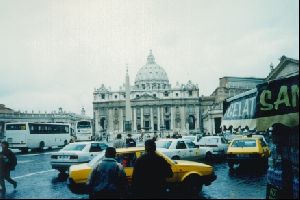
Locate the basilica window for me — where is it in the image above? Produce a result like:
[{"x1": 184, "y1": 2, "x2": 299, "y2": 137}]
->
[
  {"x1": 176, "y1": 93, "x2": 179, "y2": 97},
  {"x1": 115, "y1": 95, "x2": 118, "y2": 99},
  {"x1": 101, "y1": 94, "x2": 105, "y2": 99},
  {"x1": 136, "y1": 94, "x2": 140, "y2": 98},
  {"x1": 189, "y1": 91, "x2": 193, "y2": 96},
  {"x1": 142, "y1": 84, "x2": 145, "y2": 90},
  {"x1": 164, "y1": 91, "x2": 169, "y2": 97},
  {"x1": 153, "y1": 94, "x2": 156, "y2": 98}
]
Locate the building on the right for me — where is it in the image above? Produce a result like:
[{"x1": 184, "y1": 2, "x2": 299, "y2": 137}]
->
[
  {"x1": 201, "y1": 55, "x2": 299, "y2": 135},
  {"x1": 201, "y1": 76, "x2": 264, "y2": 135},
  {"x1": 265, "y1": 55, "x2": 299, "y2": 81}
]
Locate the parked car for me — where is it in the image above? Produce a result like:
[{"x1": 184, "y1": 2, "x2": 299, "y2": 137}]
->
[
  {"x1": 68, "y1": 147, "x2": 216, "y2": 195},
  {"x1": 198, "y1": 136, "x2": 228, "y2": 160},
  {"x1": 50, "y1": 141, "x2": 108, "y2": 175},
  {"x1": 182, "y1": 134, "x2": 202, "y2": 146},
  {"x1": 155, "y1": 138, "x2": 205, "y2": 161},
  {"x1": 226, "y1": 135, "x2": 270, "y2": 169}
]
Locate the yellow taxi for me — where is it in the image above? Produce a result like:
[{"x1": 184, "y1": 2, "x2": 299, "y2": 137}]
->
[
  {"x1": 226, "y1": 135, "x2": 270, "y2": 169},
  {"x1": 68, "y1": 147, "x2": 216, "y2": 194}
]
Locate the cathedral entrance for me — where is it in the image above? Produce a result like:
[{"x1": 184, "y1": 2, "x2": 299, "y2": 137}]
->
[
  {"x1": 100, "y1": 117, "x2": 106, "y2": 130},
  {"x1": 165, "y1": 120, "x2": 170, "y2": 130},
  {"x1": 188, "y1": 115, "x2": 196, "y2": 130},
  {"x1": 145, "y1": 121, "x2": 150, "y2": 131},
  {"x1": 154, "y1": 124, "x2": 158, "y2": 131}
]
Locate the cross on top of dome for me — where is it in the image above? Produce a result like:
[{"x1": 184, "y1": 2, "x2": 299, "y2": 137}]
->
[{"x1": 147, "y1": 49, "x2": 156, "y2": 64}]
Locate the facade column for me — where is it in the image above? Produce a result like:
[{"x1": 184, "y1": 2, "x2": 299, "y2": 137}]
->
[
  {"x1": 195, "y1": 106, "x2": 199, "y2": 129},
  {"x1": 160, "y1": 107, "x2": 164, "y2": 126},
  {"x1": 170, "y1": 106, "x2": 174, "y2": 130},
  {"x1": 180, "y1": 106, "x2": 185, "y2": 130},
  {"x1": 133, "y1": 107, "x2": 136, "y2": 132},
  {"x1": 150, "y1": 107, "x2": 154, "y2": 132},
  {"x1": 141, "y1": 107, "x2": 144, "y2": 129},
  {"x1": 108, "y1": 108, "x2": 113, "y2": 133},
  {"x1": 119, "y1": 108, "x2": 123, "y2": 132},
  {"x1": 157, "y1": 107, "x2": 160, "y2": 131}
]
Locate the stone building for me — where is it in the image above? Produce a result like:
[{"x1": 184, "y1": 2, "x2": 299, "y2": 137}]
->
[
  {"x1": 202, "y1": 77, "x2": 265, "y2": 135},
  {"x1": 266, "y1": 55, "x2": 299, "y2": 81},
  {"x1": 202, "y1": 55, "x2": 299, "y2": 135},
  {"x1": 93, "y1": 51, "x2": 201, "y2": 137}
]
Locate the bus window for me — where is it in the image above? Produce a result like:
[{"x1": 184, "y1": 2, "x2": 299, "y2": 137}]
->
[{"x1": 6, "y1": 124, "x2": 26, "y2": 130}]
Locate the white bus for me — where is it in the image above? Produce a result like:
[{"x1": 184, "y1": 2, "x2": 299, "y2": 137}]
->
[
  {"x1": 4, "y1": 122, "x2": 71, "y2": 153},
  {"x1": 74, "y1": 120, "x2": 93, "y2": 141}
]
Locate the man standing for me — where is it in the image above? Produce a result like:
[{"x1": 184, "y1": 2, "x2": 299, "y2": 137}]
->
[
  {"x1": 126, "y1": 134, "x2": 136, "y2": 147},
  {"x1": 0, "y1": 152, "x2": 5, "y2": 198},
  {"x1": 113, "y1": 134, "x2": 126, "y2": 148},
  {"x1": 1, "y1": 141, "x2": 17, "y2": 191},
  {"x1": 87, "y1": 147, "x2": 127, "y2": 199},
  {"x1": 132, "y1": 139, "x2": 173, "y2": 198}
]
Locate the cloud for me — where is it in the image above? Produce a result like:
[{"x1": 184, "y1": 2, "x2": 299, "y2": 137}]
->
[{"x1": 0, "y1": 0, "x2": 298, "y2": 116}]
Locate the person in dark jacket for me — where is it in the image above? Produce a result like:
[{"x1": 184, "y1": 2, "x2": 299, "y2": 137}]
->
[
  {"x1": 1, "y1": 141, "x2": 17, "y2": 191},
  {"x1": 126, "y1": 134, "x2": 136, "y2": 147},
  {"x1": 0, "y1": 152, "x2": 6, "y2": 198},
  {"x1": 87, "y1": 147, "x2": 127, "y2": 199},
  {"x1": 132, "y1": 139, "x2": 173, "y2": 199}
]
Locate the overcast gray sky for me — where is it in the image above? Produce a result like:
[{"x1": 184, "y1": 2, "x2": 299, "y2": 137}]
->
[{"x1": 0, "y1": 0, "x2": 299, "y2": 117}]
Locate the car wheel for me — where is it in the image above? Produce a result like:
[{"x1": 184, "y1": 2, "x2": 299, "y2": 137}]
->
[
  {"x1": 206, "y1": 152, "x2": 213, "y2": 161},
  {"x1": 228, "y1": 161, "x2": 234, "y2": 169},
  {"x1": 182, "y1": 175, "x2": 203, "y2": 196},
  {"x1": 20, "y1": 148, "x2": 29, "y2": 154},
  {"x1": 39, "y1": 141, "x2": 45, "y2": 152},
  {"x1": 171, "y1": 156, "x2": 180, "y2": 160}
]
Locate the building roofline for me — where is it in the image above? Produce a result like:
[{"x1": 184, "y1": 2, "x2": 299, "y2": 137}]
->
[{"x1": 219, "y1": 76, "x2": 264, "y2": 80}]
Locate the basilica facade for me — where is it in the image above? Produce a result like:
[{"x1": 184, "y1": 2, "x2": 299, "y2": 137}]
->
[{"x1": 93, "y1": 51, "x2": 200, "y2": 137}]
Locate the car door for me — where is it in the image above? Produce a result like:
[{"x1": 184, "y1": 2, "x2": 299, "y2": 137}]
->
[
  {"x1": 259, "y1": 139, "x2": 270, "y2": 157},
  {"x1": 116, "y1": 152, "x2": 138, "y2": 184},
  {"x1": 175, "y1": 140, "x2": 189, "y2": 159},
  {"x1": 185, "y1": 141, "x2": 201, "y2": 160},
  {"x1": 89, "y1": 143, "x2": 103, "y2": 160}
]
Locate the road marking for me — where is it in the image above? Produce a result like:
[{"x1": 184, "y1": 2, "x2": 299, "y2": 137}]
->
[
  {"x1": 19, "y1": 154, "x2": 40, "y2": 157},
  {"x1": 13, "y1": 169, "x2": 56, "y2": 180},
  {"x1": 18, "y1": 160, "x2": 33, "y2": 164}
]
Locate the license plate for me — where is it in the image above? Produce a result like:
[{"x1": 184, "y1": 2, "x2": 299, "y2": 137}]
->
[
  {"x1": 237, "y1": 154, "x2": 250, "y2": 158},
  {"x1": 59, "y1": 156, "x2": 69, "y2": 159}
]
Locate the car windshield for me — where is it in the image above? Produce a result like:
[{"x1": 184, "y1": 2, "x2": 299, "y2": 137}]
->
[
  {"x1": 89, "y1": 151, "x2": 105, "y2": 167},
  {"x1": 62, "y1": 143, "x2": 86, "y2": 151},
  {"x1": 231, "y1": 140, "x2": 257, "y2": 148},
  {"x1": 182, "y1": 136, "x2": 195, "y2": 141},
  {"x1": 156, "y1": 141, "x2": 172, "y2": 149}
]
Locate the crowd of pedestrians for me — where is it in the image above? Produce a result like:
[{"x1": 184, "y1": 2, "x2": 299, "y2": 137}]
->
[{"x1": 88, "y1": 139, "x2": 173, "y2": 199}]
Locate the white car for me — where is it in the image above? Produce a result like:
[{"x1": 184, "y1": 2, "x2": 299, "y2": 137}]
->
[
  {"x1": 155, "y1": 138, "x2": 205, "y2": 161},
  {"x1": 50, "y1": 141, "x2": 108, "y2": 174},
  {"x1": 182, "y1": 135, "x2": 202, "y2": 146},
  {"x1": 198, "y1": 136, "x2": 228, "y2": 159}
]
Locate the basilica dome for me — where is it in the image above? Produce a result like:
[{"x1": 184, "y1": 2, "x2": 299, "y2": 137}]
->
[{"x1": 134, "y1": 50, "x2": 170, "y2": 90}]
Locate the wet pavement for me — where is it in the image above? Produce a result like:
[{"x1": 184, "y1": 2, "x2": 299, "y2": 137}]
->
[{"x1": 4, "y1": 148, "x2": 267, "y2": 199}]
